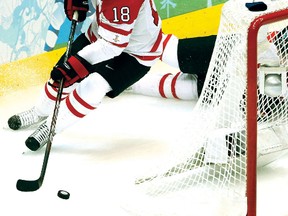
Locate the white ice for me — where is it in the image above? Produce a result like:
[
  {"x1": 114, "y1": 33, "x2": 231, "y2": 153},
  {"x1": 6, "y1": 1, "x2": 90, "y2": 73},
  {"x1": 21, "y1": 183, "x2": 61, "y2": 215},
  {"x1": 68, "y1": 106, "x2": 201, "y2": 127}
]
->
[{"x1": 1, "y1": 85, "x2": 288, "y2": 216}]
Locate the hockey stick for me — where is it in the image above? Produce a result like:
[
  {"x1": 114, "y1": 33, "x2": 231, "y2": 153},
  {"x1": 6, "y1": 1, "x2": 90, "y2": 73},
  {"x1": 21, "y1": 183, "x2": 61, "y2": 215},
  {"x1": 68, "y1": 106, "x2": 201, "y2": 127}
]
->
[{"x1": 16, "y1": 12, "x2": 79, "y2": 192}]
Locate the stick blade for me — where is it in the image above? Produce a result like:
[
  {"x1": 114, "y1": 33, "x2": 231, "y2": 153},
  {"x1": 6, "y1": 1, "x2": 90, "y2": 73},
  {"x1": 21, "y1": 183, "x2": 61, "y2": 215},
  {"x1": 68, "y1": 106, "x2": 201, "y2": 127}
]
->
[{"x1": 16, "y1": 179, "x2": 41, "y2": 192}]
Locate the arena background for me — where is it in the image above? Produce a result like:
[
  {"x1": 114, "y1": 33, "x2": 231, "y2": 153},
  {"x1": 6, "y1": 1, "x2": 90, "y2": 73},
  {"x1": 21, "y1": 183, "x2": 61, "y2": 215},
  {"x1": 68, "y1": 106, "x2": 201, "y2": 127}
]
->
[{"x1": 0, "y1": 0, "x2": 225, "y2": 95}]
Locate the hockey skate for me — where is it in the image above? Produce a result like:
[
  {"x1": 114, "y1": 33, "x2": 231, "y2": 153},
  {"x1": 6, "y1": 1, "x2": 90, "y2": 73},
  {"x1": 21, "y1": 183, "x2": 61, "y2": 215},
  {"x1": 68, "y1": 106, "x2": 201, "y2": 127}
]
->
[
  {"x1": 8, "y1": 107, "x2": 47, "y2": 130},
  {"x1": 25, "y1": 122, "x2": 51, "y2": 151}
]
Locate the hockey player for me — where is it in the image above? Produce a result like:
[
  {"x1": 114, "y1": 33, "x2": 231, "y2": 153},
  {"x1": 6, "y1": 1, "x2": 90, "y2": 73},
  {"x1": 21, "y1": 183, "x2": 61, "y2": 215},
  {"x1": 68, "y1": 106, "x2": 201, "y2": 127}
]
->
[
  {"x1": 7, "y1": 0, "x2": 216, "y2": 151},
  {"x1": 127, "y1": 35, "x2": 216, "y2": 101}
]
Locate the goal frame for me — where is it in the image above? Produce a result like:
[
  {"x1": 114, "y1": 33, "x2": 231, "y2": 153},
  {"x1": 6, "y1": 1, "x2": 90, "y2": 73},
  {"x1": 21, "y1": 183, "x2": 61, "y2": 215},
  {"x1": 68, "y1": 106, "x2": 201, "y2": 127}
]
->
[{"x1": 247, "y1": 8, "x2": 288, "y2": 216}]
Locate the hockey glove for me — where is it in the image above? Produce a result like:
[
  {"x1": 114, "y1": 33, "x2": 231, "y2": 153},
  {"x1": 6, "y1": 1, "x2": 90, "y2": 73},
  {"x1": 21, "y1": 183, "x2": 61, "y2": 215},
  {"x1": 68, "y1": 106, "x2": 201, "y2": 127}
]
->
[
  {"x1": 64, "y1": 0, "x2": 89, "y2": 22},
  {"x1": 50, "y1": 54, "x2": 91, "y2": 87}
]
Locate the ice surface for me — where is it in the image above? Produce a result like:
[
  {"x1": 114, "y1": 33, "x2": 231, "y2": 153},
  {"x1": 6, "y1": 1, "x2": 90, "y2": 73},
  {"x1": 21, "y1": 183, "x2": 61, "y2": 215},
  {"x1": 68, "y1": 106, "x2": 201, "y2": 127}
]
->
[{"x1": 1, "y1": 86, "x2": 288, "y2": 216}]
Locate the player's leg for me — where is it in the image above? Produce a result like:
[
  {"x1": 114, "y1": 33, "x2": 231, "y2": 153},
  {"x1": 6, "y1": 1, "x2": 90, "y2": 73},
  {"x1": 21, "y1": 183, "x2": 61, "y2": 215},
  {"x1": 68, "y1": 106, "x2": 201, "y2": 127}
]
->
[
  {"x1": 127, "y1": 71, "x2": 199, "y2": 100},
  {"x1": 8, "y1": 33, "x2": 91, "y2": 130},
  {"x1": 162, "y1": 34, "x2": 216, "y2": 95},
  {"x1": 25, "y1": 72, "x2": 112, "y2": 151},
  {"x1": 25, "y1": 53, "x2": 150, "y2": 151},
  {"x1": 7, "y1": 82, "x2": 77, "y2": 130},
  {"x1": 129, "y1": 34, "x2": 216, "y2": 100}
]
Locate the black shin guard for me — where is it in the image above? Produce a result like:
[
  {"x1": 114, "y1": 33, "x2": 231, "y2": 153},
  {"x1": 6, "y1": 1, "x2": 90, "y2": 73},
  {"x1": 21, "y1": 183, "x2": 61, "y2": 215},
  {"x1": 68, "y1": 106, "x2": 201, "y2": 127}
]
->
[{"x1": 177, "y1": 35, "x2": 216, "y2": 96}]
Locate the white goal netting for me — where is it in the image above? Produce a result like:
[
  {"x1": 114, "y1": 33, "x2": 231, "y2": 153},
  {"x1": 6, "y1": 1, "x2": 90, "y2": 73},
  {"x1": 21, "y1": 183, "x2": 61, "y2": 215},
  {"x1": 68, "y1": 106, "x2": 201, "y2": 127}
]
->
[{"x1": 124, "y1": 0, "x2": 288, "y2": 215}]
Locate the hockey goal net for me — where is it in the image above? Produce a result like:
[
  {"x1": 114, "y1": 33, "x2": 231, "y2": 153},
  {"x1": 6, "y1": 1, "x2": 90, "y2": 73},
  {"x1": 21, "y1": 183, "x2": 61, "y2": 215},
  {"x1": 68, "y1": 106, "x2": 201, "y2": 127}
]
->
[{"x1": 125, "y1": 0, "x2": 288, "y2": 215}]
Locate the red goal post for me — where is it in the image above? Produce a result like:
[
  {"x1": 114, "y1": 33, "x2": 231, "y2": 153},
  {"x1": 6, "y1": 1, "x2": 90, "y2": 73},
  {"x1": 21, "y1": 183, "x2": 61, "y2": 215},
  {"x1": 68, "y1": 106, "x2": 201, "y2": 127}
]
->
[
  {"x1": 125, "y1": 1, "x2": 288, "y2": 216},
  {"x1": 247, "y1": 7, "x2": 288, "y2": 216}
]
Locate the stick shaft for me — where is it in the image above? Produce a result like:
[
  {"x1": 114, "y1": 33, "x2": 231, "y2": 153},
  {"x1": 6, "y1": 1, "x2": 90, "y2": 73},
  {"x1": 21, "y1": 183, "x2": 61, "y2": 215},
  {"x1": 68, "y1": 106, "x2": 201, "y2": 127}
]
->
[{"x1": 16, "y1": 13, "x2": 78, "y2": 192}]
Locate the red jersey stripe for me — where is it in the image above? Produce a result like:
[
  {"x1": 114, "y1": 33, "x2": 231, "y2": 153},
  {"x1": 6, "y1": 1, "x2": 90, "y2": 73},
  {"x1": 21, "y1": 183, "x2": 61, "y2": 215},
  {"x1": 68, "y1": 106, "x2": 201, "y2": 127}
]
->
[
  {"x1": 150, "y1": 30, "x2": 162, "y2": 52},
  {"x1": 87, "y1": 25, "x2": 97, "y2": 42},
  {"x1": 160, "y1": 34, "x2": 173, "y2": 60},
  {"x1": 108, "y1": 40, "x2": 129, "y2": 48},
  {"x1": 99, "y1": 22, "x2": 133, "y2": 36},
  {"x1": 131, "y1": 54, "x2": 161, "y2": 61}
]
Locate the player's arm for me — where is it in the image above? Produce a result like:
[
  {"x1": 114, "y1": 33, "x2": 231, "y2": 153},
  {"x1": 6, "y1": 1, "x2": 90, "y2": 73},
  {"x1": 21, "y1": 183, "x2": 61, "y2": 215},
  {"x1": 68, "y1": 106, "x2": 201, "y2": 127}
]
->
[
  {"x1": 52, "y1": 1, "x2": 144, "y2": 87},
  {"x1": 77, "y1": 1, "x2": 144, "y2": 64}
]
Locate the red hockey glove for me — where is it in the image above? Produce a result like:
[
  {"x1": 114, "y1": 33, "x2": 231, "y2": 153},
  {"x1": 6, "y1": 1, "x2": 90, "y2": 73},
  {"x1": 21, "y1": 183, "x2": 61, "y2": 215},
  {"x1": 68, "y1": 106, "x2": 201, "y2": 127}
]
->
[
  {"x1": 50, "y1": 54, "x2": 90, "y2": 87},
  {"x1": 64, "y1": 0, "x2": 89, "y2": 22}
]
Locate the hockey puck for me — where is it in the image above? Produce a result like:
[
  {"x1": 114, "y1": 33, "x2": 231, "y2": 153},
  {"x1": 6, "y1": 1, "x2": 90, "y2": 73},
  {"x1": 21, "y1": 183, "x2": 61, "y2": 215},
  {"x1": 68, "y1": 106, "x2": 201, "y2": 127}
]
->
[{"x1": 57, "y1": 190, "x2": 70, "y2": 200}]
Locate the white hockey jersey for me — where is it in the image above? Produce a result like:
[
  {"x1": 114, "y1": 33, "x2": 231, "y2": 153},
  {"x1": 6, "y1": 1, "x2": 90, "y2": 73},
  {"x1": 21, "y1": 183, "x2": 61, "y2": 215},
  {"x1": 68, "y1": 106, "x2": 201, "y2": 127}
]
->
[{"x1": 78, "y1": 0, "x2": 163, "y2": 67}]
